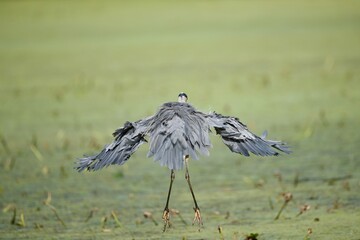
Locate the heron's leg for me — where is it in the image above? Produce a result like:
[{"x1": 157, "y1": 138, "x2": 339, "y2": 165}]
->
[
  {"x1": 184, "y1": 155, "x2": 203, "y2": 227},
  {"x1": 162, "y1": 169, "x2": 175, "y2": 232}
]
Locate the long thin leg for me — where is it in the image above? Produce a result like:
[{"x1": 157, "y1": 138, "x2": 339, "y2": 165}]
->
[
  {"x1": 184, "y1": 155, "x2": 203, "y2": 227},
  {"x1": 162, "y1": 170, "x2": 175, "y2": 232}
]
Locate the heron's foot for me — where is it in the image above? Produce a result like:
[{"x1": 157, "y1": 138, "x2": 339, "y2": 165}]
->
[
  {"x1": 162, "y1": 208, "x2": 171, "y2": 232},
  {"x1": 192, "y1": 207, "x2": 203, "y2": 229}
]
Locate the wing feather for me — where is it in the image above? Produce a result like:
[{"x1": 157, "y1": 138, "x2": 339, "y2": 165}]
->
[
  {"x1": 206, "y1": 112, "x2": 290, "y2": 156},
  {"x1": 75, "y1": 116, "x2": 153, "y2": 172}
]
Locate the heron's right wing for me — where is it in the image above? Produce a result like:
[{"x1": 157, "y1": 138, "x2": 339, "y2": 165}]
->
[
  {"x1": 206, "y1": 112, "x2": 290, "y2": 156},
  {"x1": 75, "y1": 116, "x2": 153, "y2": 172}
]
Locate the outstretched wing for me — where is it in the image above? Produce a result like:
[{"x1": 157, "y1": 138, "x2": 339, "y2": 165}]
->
[
  {"x1": 76, "y1": 116, "x2": 153, "y2": 172},
  {"x1": 206, "y1": 112, "x2": 290, "y2": 156}
]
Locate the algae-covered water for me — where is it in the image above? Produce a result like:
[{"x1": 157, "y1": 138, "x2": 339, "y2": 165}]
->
[{"x1": 1, "y1": 1, "x2": 359, "y2": 239}]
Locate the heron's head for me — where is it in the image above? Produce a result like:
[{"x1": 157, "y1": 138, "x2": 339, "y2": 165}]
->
[{"x1": 178, "y1": 92, "x2": 188, "y2": 103}]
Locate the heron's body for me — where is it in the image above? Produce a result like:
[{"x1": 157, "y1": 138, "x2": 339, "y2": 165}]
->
[
  {"x1": 148, "y1": 102, "x2": 211, "y2": 170},
  {"x1": 76, "y1": 93, "x2": 290, "y2": 231}
]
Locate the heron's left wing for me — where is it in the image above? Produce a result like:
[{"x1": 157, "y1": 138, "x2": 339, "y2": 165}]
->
[
  {"x1": 206, "y1": 112, "x2": 290, "y2": 156},
  {"x1": 76, "y1": 116, "x2": 153, "y2": 172}
]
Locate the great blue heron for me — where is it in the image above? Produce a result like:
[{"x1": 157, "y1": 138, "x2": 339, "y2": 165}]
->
[{"x1": 76, "y1": 92, "x2": 290, "y2": 231}]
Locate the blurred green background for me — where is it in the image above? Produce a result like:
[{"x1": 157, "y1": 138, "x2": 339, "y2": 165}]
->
[{"x1": 0, "y1": 1, "x2": 359, "y2": 239}]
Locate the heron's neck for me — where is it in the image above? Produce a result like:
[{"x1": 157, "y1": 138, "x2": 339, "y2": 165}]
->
[{"x1": 178, "y1": 97, "x2": 187, "y2": 103}]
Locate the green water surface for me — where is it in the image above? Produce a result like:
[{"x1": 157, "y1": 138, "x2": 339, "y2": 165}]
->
[{"x1": 0, "y1": 1, "x2": 359, "y2": 239}]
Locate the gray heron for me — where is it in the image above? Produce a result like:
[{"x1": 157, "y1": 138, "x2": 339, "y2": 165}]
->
[{"x1": 76, "y1": 92, "x2": 290, "y2": 231}]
